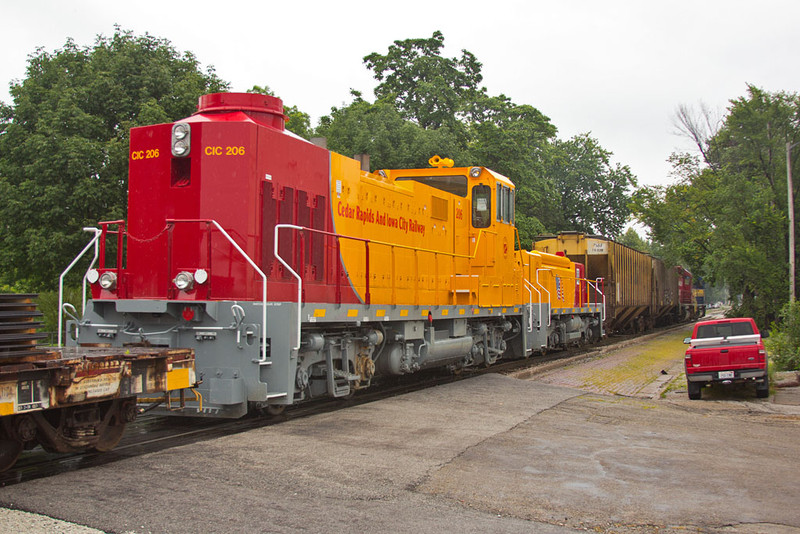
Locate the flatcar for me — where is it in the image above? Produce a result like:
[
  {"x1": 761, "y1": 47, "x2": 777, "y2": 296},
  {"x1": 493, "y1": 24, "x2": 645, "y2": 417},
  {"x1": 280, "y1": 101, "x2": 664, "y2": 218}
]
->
[
  {"x1": 64, "y1": 92, "x2": 605, "y2": 418},
  {"x1": 0, "y1": 293, "x2": 196, "y2": 470}
]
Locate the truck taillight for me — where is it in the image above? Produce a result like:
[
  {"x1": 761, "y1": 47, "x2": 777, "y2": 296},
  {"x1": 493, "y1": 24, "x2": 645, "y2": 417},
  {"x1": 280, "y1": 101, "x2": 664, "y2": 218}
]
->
[{"x1": 758, "y1": 348, "x2": 766, "y2": 361}]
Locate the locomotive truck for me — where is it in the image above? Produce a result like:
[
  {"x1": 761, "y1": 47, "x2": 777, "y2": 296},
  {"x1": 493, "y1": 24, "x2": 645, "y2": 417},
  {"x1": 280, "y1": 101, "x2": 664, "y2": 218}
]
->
[{"x1": 63, "y1": 92, "x2": 605, "y2": 418}]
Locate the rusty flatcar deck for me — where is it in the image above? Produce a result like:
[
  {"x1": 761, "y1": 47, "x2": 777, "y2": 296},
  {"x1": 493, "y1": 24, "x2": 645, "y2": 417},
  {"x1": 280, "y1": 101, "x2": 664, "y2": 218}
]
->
[{"x1": 0, "y1": 346, "x2": 196, "y2": 417}]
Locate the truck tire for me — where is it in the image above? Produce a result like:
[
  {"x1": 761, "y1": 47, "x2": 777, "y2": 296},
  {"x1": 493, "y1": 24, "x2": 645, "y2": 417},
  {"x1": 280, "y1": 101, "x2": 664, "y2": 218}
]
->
[
  {"x1": 756, "y1": 375, "x2": 770, "y2": 399},
  {"x1": 688, "y1": 381, "x2": 702, "y2": 400}
]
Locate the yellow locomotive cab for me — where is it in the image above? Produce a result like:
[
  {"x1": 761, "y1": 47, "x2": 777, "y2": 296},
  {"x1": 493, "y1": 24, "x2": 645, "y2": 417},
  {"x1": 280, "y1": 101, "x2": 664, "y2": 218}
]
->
[{"x1": 330, "y1": 155, "x2": 521, "y2": 309}]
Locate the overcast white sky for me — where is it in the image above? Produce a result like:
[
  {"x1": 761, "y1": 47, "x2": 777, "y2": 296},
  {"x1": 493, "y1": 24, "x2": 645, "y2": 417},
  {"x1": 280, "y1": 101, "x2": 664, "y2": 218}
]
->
[{"x1": 3, "y1": 0, "x2": 798, "y2": 186}]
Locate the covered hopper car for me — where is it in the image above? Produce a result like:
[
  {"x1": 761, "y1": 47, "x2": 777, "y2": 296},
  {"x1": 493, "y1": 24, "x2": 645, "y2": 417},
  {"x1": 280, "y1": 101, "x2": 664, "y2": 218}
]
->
[
  {"x1": 533, "y1": 232, "x2": 701, "y2": 333},
  {"x1": 64, "y1": 92, "x2": 606, "y2": 418}
]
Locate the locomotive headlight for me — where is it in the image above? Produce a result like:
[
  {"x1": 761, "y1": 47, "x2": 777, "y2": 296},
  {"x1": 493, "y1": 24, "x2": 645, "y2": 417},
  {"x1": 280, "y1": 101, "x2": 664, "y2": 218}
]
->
[
  {"x1": 174, "y1": 271, "x2": 195, "y2": 291},
  {"x1": 171, "y1": 123, "x2": 191, "y2": 157},
  {"x1": 173, "y1": 123, "x2": 189, "y2": 140},
  {"x1": 99, "y1": 272, "x2": 117, "y2": 290},
  {"x1": 469, "y1": 167, "x2": 482, "y2": 178},
  {"x1": 194, "y1": 268, "x2": 209, "y2": 285},
  {"x1": 86, "y1": 269, "x2": 100, "y2": 284},
  {"x1": 173, "y1": 140, "x2": 189, "y2": 156}
]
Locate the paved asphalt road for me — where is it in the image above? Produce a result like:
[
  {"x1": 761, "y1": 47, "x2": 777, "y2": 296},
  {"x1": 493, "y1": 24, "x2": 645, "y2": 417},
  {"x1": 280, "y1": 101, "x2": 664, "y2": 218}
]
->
[{"x1": 1, "y1": 327, "x2": 799, "y2": 533}]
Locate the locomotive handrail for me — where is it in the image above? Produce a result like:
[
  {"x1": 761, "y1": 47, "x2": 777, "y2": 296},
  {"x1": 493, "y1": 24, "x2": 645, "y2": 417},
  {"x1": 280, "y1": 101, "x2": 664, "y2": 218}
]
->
[
  {"x1": 523, "y1": 278, "x2": 543, "y2": 331},
  {"x1": 121, "y1": 324, "x2": 180, "y2": 337},
  {"x1": 523, "y1": 282, "x2": 532, "y2": 331},
  {"x1": 587, "y1": 277, "x2": 606, "y2": 322},
  {"x1": 273, "y1": 223, "x2": 497, "y2": 350},
  {"x1": 571, "y1": 275, "x2": 601, "y2": 310},
  {"x1": 58, "y1": 227, "x2": 103, "y2": 347},
  {"x1": 275, "y1": 223, "x2": 484, "y2": 303},
  {"x1": 167, "y1": 219, "x2": 269, "y2": 364},
  {"x1": 98, "y1": 220, "x2": 126, "y2": 274},
  {"x1": 274, "y1": 223, "x2": 439, "y2": 351},
  {"x1": 535, "y1": 269, "x2": 552, "y2": 327},
  {"x1": 274, "y1": 224, "x2": 304, "y2": 354}
]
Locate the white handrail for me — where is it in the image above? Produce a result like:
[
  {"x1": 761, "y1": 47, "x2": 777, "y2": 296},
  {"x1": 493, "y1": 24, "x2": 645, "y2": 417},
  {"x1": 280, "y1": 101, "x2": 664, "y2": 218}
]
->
[
  {"x1": 586, "y1": 277, "x2": 606, "y2": 323},
  {"x1": 535, "y1": 269, "x2": 552, "y2": 327},
  {"x1": 201, "y1": 220, "x2": 269, "y2": 364},
  {"x1": 274, "y1": 224, "x2": 304, "y2": 354},
  {"x1": 523, "y1": 282, "x2": 533, "y2": 332},
  {"x1": 523, "y1": 279, "x2": 543, "y2": 331},
  {"x1": 58, "y1": 228, "x2": 102, "y2": 347},
  {"x1": 167, "y1": 219, "x2": 269, "y2": 363}
]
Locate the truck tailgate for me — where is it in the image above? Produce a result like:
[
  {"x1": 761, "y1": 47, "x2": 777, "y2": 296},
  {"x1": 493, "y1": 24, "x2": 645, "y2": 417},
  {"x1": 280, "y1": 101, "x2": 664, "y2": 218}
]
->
[{"x1": 689, "y1": 344, "x2": 761, "y2": 369}]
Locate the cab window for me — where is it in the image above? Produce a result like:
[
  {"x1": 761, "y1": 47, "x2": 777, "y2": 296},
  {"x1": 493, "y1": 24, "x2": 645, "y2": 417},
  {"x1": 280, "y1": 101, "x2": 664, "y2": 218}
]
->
[
  {"x1": 472, "y1": 185, "x2": 491, "y2": 228},
  {"x1": 495, "y1": 183, "x2": 514, "y2": 224}
]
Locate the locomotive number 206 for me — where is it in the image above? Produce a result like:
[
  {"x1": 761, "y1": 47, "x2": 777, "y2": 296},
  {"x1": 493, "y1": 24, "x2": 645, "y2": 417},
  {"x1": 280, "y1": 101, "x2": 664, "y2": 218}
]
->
[
  {"x1": 131, "y1": 149, "x2": 160, "y2": 160},
  {"x1": 204, "y1": 146, "x2": 246, "y2": 156}
]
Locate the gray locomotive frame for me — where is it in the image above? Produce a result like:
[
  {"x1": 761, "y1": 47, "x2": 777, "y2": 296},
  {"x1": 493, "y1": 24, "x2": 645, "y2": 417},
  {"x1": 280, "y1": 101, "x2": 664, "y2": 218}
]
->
[{"x1": 68, "y1": 298, "x2": 602, "y2": 418}]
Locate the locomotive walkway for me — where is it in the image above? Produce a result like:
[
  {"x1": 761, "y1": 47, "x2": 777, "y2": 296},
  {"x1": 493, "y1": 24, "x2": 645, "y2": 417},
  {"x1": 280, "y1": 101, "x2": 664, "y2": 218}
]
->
[{"x1": 2, "y1": 326, "x2": 800, "y2": 533}]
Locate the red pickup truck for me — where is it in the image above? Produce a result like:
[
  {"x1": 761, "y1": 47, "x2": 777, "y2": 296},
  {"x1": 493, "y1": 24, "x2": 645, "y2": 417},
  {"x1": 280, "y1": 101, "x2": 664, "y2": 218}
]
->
[{"x1": 684, "y1": 317, "x2": 769, "y2": 400}]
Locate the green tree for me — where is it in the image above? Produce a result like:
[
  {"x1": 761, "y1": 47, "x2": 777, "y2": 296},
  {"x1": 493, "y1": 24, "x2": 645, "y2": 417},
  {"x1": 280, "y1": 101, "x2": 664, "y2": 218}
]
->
[
  {"x1": 469, "y1": 94, "x2": 556, "y2": 181},
  {"x1": 617, "y1": 227, "x2": 651, "y2": 253},
  {"x1": 766, "y1": 301, "x2": 800, "y2": 371},
  {"x1": 247, "y1": 84, "x2": 311, "y2": 139},
  {"x1": 467, "y1": 94, "x2": 558, "y2": 247},
  {"x1": 633, "y1": 85, "x2": 800, "y2": 325},
  {"x1": 543, "y1": 134, "x2": 637, "y2": 237},
  {"x1": 328, "y1": 32, "x2": 636, "y2": 248},
  {"x1": 0, "y1": 28, "x2": 227, "y2": 289},
  {"x1": 315, "y1": 91, "x2": 466, "y2": 170},
  {"x1": 630, "y1": 153, "x2": 714, "y2": 273},
  {"x1": 363, "y1": 30, "x2": 482, "y2": 134}
]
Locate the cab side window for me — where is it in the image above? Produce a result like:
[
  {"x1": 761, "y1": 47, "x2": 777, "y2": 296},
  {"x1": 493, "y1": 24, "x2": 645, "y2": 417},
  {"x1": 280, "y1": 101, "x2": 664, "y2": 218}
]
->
[
  {"x1": 472, "y1": 185, "x2": 491, "y2": 228},
  {"x1": 496, "y1": 184, "x2": 514, "y2": 224}
]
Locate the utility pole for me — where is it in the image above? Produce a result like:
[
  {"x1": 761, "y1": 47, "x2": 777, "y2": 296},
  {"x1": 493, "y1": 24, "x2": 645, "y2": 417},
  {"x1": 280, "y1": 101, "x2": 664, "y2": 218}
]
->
[{"x1": 789, "y1": 141, "x2": 799, "y2": 303}]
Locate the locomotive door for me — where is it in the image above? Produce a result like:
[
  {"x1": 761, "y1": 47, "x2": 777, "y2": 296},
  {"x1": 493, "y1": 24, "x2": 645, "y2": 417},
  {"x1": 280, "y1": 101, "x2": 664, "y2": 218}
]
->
[
  {"x1": 454, "y1": 197, "x2": 469, "y2": 270},
  {"x1": 452, "y1": 196, "x2": 473, "y2": 304}
]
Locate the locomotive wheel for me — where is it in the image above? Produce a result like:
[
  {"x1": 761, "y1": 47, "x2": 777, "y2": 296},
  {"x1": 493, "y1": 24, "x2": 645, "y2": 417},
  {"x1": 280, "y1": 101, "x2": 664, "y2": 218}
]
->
[
  {"x1": 584, "y1": 327, "x2": 595, "y2": 344},
  {"x1": 0, "y1": 438, "x2": 23, "y2": 472},
  {"x1": 92, "y1": 423, "x2": 126, "y2": 452},
  {"x1": 265, "y1": 405, "x2": 286, "y2": 416},
  {"x1": 338, "y1": 385, "x2": 356, "y2": 400}
]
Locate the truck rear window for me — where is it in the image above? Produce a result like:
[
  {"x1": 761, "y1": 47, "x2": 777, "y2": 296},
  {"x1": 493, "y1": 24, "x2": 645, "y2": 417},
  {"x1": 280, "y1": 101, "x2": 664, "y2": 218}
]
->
[{"x1": 696, "y1": 322, "x2": 754, "y2": 339}]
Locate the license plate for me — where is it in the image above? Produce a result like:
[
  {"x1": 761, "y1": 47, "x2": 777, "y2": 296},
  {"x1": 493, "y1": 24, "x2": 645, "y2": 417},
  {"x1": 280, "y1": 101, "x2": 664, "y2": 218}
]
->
[{"x1": 718, "y1": 371, "x2": 735, "y2": 379}]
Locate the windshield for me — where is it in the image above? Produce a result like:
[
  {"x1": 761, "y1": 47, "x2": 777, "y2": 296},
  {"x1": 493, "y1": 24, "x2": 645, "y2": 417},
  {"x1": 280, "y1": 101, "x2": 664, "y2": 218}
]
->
[{"x1": 696, "y1": 322, "x2": 754, "y2": 338}]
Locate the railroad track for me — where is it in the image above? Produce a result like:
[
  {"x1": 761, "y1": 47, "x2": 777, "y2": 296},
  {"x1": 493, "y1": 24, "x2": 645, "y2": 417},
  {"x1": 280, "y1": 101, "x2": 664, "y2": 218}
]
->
[{"x1": 0, "y1": 328, "x2": 667, "y2": 487}]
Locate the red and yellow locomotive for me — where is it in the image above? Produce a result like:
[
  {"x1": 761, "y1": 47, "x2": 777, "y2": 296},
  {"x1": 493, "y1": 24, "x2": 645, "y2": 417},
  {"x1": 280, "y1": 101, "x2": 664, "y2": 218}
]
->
[{"x1": 67, "y1": 93, "x2": 604, "y2": 417}]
